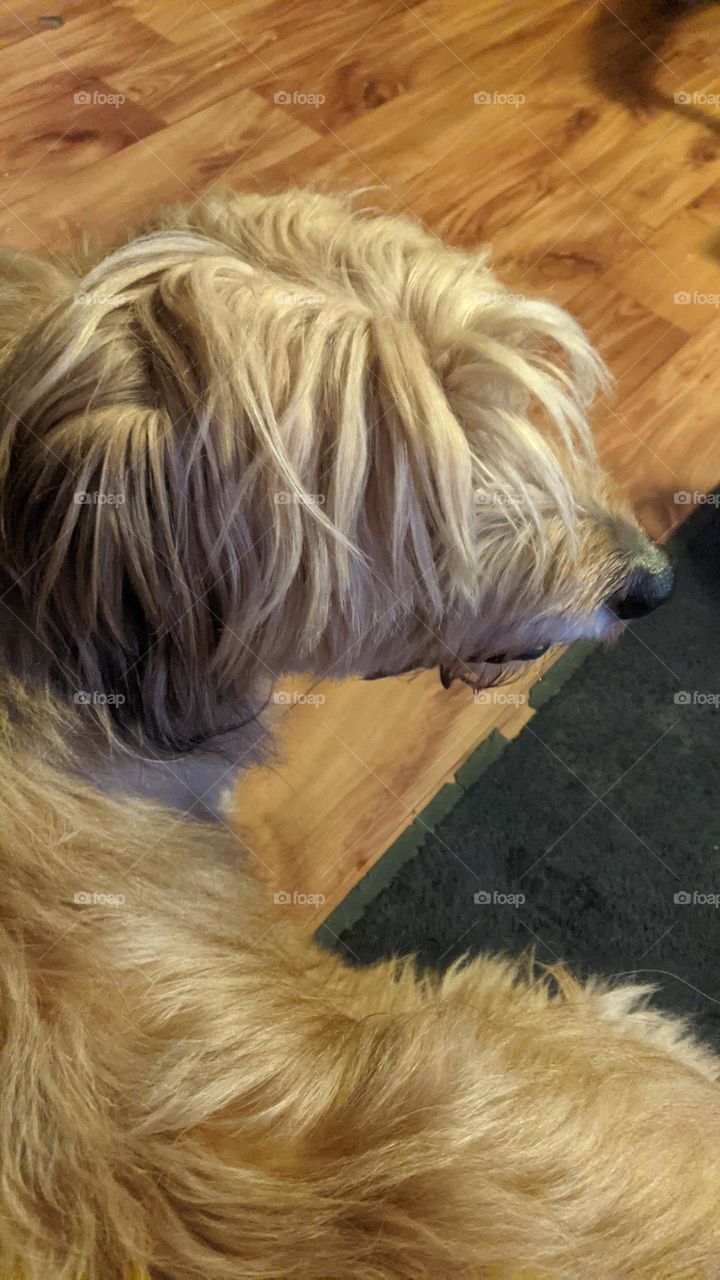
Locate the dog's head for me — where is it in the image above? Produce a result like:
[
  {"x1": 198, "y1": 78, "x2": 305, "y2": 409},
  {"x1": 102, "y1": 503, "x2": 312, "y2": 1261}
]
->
[{"x1": 0, "y1": 191, "x2": 672, "y2": 751}]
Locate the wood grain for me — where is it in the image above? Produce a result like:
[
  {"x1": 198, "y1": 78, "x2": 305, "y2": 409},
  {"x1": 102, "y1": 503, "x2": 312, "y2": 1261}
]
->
[{"x1": 2, "y1": 0, "x2": 720, "y2": 925}]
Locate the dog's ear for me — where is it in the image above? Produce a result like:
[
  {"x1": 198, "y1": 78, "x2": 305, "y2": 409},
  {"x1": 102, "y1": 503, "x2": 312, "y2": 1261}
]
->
[
  {"x1": 0, "y1": 223, "x2": 485, "y2": 751},
  {"x1": 0, "y1": 231, "x2": 414, "y2": 752},
  {"x1": 0, "y1": 237, "x2": 290, "y2": 752}
]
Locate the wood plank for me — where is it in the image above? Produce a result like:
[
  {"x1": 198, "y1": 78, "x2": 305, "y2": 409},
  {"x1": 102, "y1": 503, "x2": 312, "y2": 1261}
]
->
[
  {"x1": 594, "y1": 317, "x2": 720, "y2": 539},
  {"x1": 0, "y1": 90, "x2": 318, "y2": 252},
  {"x1": 606, "y1": 209, "x2": 720, "y2": 336},
  {"x1": 0, "y1": 8, "x2": 168, "y2": 122},
  {"x1": 0, "y1": 79, "x2": 163, "y2": 206},
  {"x1": 236, "y1": 663, "x2": 546, "y2": 923},
  {"x1": 110, "y1": 33, "x2": 261, "y2": 125},
  {"x1": 570, "y1": 281, "x2": 688, "y2": 400},
  {"x1": 0, "y1": 1, "x2": 101, "y2": 47}
]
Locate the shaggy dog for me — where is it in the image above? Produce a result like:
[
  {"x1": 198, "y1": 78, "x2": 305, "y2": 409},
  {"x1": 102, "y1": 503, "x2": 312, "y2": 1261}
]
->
[
  {"x1": 0, "y1": 191, "x2": 717, "y2": 1280},
  {"x1": 0, "y1": 190, "x2": 674, "y2": 800}
]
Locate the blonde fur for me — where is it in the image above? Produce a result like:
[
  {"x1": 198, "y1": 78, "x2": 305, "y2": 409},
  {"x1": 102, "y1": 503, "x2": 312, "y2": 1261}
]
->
[
  {"x1": 0, "y1": 192, "x2": 714, "y2": 1279},
  {"x1": 0, "y1": 190, "x2": 640, "y2": 755},
  {"x1": 0, "y1": 684, "x2": 719, "y2": 1280}
]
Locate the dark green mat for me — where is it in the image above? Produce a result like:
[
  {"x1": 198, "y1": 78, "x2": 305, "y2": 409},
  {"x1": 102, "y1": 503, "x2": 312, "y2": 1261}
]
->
[{"x1": 319, "y1": 494, "x2": 720, "y2": 1047}]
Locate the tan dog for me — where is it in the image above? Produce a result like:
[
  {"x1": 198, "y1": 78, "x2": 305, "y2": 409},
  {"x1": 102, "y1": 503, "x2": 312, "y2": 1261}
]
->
[
  {"x1": 0, "y1": 191, "x2": 671, "y2": 785},
  {"x1": 0, "y1": 687, "x2": 719, "y2": 1280},
  {"x1": 0, "y1": 192, "x2": 716, "y2": 1280}
]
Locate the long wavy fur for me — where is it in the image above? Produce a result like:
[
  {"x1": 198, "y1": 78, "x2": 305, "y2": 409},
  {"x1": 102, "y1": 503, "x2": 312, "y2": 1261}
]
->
[
  {"x1": 0, "y1": 193, "x2": 717, "y2": 1280},
  {"x1": 0, "y1": 684, "x2": 719, "y2": 1280},
  {"x1": 0, "y1": 190, "x2": 626, "y2": 754}
]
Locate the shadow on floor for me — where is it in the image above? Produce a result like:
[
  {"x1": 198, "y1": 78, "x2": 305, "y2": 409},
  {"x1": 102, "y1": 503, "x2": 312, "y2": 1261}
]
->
[{"x1": 588, "y1": 0, "x2": 720, "y2": 132}]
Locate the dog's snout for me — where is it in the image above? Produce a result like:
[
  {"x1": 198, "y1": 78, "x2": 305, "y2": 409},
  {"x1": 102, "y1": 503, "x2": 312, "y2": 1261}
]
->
[{"x1": 607, "y1": 540, "x2": 675, "y2": 620}]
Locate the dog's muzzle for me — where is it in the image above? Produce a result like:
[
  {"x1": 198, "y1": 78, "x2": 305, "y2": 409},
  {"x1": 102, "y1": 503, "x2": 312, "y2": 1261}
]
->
[
  {"x1": 606, "y1": 543, "x2": 675, "y2": 620},
  {"x1": 600, "y1": 527, "x2": 675, "y2": 622}
]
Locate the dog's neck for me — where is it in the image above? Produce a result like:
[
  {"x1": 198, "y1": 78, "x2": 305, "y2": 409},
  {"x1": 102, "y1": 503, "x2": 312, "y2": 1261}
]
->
[
  {"x1": 75, "y1": 721, "x2": 269, "y2": 823},
  {"x1": 0, "y1": 602, "x2": 276, "y2": 820}
]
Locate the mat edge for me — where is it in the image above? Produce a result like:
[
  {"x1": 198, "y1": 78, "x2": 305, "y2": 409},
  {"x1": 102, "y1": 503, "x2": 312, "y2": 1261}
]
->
[{"x1": 317, "y1": 640, "x2": 598, "y2": 949}]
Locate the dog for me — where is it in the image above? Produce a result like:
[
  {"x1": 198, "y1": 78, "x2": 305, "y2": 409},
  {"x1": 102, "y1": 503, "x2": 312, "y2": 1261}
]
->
[
  {"x1": 0, "y1": 190, "x2": 674, "y2": 811},
  {"x1": 0, "y1": 190, "x2": 717, "y2": 1280}
]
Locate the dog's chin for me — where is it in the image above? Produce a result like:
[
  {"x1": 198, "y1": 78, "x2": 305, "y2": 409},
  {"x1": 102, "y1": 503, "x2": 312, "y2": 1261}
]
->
[
  {"x1": 440, "y1": 608, "x2": 629, "y2": 691},
  {"x1": 365, "y1": 607, "x2": 628, "y2": 690},
  {"x1": 547, "y1": 605, "x2": 627, "y2": 648},
  {"x1": 439, "y1": 654, "x2": 546, "y2": 692}
]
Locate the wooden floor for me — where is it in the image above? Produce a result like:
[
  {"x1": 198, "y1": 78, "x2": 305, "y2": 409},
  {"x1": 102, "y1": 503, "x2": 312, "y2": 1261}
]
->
[{"x1": 4, "y1": 0, "x2": 720, "y2": 924}]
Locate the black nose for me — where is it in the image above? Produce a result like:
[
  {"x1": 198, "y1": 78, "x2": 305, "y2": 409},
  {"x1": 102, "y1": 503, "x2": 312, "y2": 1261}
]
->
[{"x1": 607, "y1": 543, "x2": 675, "y2": 620}]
